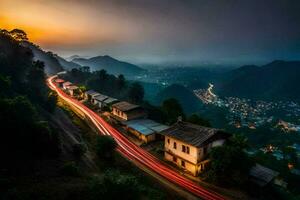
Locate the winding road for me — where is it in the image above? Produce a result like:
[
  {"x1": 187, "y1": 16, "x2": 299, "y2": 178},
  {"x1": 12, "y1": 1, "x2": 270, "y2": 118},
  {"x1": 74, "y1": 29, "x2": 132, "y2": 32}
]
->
[{"x1": 47, "y1": 75, "x2": 226, "y2": 200}]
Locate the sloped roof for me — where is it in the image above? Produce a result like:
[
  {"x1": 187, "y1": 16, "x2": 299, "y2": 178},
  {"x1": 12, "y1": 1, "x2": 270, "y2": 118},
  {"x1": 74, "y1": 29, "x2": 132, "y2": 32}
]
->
[
  {"x1": 112, "y1": 101, "x2": 140, "y2": 112},
  {"x1": 67, "y1": 85, "x2": 78, "y2": 90},
  {"x1": 63, "y1": 81, "x2": 72, "y2": 86},
  {"x1": 55, "y1": 79, "x2": 65, "y2": 83},
  {"x1": 94, "y1": 94, "x2": 108, "y2": 102},
  {"x1": 249, "y1": 164, "x2": 279, "y2": 187},
  {"x1": 85, "y1": 90, "x2": 97, "y2": 95},
  {"x1": 160, "y1": 121, "x2": 225, "y2": 147},
  {"x1": 125, "y1": 119, "x2": 169, "y2": 136},
  {"x1": 103, "y1": 97, "x2": 118, "y2": 104}
]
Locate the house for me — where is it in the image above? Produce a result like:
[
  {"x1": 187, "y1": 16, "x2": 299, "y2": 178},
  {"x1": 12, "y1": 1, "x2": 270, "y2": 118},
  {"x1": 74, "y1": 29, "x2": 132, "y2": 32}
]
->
[
  {"x1": 249, "y1": 164, "x2": 286, "y2": 188},
  {"x1": 160, "y1": 121, "x2": 230, "y2": 176},
  {"x1": 93, "y1": 94, "x2": 108, "y2": 108},
  {"x1": 92, "y1": 94, "x2": 119, "y2": 109},
  {"x1": 54, "y1": 78, "x2": 65, "y2": 87},
  {"x1": 66, "y1": 85, "x2": 79, "y2": 96},
  {"x1": 111, "y1": 101, "x2": 146, "y2": 121},
  {"x1": 62, "y1": 81, "x2": 72, "y2": 90},
  {"x1": 124, "y1": 119, "x2": 169, "y2": 143},
  {"x1": 85, "y1": 90, "x2": 100, "y2": 102},
  {"x1": 102, "y1": 97, "x2": 119, "y2": 108}
]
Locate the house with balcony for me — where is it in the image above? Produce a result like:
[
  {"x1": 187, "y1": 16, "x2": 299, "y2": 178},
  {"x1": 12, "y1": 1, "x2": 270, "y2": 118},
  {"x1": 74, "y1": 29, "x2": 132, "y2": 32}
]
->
[{"x1": 160, "y1": 121, "x2": 230, "y2": 176}]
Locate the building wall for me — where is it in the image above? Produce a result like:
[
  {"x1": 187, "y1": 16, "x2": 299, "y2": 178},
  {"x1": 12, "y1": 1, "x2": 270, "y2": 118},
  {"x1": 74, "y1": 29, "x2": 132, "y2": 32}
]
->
[
  {"x1": 112, "y1": 107, "x2": 127, "y2": 120},
  {"x1": 164, "y1": 136, "x2": 199, "y2": 164},
  {"x1": 164, "y1": 151, "x2": 198, "y2": 176},
  {"x1": 127, "y1": 128, "x2": 156, "y2": 143},
  {"x1": 68, "y1": 89, "x2": 74, "y2": 96},
  {"x1": 112, "y1": 107, "x2": 146, "y2": 121}
]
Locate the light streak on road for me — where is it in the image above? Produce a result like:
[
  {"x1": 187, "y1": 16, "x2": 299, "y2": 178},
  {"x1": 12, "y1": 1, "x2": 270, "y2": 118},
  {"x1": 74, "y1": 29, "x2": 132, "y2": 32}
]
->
[{"x1": 47, "y1": 75, "x2": 226, "y2": 200}]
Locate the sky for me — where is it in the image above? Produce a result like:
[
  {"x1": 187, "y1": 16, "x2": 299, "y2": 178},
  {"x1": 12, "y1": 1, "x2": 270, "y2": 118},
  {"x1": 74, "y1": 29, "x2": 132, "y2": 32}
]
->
[{"x1": 1, "y1": 0, "x2": 300, "y2": 65}]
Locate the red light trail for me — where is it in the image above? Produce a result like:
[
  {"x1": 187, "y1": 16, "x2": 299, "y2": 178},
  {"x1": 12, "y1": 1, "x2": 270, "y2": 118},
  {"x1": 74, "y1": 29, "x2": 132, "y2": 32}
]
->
[{"x1": 47, "y1": 75, "x2": 226, "y2": 200}]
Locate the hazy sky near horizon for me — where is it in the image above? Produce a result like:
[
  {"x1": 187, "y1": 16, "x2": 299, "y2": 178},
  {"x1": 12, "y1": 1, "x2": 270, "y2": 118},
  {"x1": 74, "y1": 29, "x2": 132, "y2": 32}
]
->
[{"x1": 1, "y1": 0, "x2": 300, "y2": 65}]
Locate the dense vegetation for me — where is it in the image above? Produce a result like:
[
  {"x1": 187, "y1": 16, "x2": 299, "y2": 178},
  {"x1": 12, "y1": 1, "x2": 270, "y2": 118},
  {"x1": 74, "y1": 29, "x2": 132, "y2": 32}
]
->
[
  {"x1": 205, "y1": 135, "x2": 253, "y2": 186},
  {"x1": 0, "y1": 29, "x2": 61, "y2": 172}
]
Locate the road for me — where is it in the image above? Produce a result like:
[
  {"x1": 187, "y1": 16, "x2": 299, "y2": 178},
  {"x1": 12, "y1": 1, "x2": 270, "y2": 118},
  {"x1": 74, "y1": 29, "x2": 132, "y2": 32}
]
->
[{"x1": 47, "y1": 75, "x2": 226, "y2": 200}]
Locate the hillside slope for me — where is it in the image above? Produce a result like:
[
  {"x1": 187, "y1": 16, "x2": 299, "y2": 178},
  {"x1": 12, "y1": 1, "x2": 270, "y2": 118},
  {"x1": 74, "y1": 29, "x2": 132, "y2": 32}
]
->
[{"x1": 22, "y1": 42, "x2": 64, "y2": 75}]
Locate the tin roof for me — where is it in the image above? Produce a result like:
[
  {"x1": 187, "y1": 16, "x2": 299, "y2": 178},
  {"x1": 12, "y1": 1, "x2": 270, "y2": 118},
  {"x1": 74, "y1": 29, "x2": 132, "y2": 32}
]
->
[
  {"x1": 112, "y1": 101, "x2": 140, "y2": 112},
  {"x1": 85, "y1": 90, "x2": 97, "y2": 95},
  {"x1": 249, "y1": 164, "x2": 279, "y2": 187},
  {"x1": 94, "y1": 94, "x2": 108, "y2": 102},
  {"x1": 55, "y1": 79, "x2": 65, "y2": 83},
  {"x1": 63, "y1": 81, "x2": 72, "y2": 86},
  {"x1": 103, "y1": 97, "x2": 118, "y2": 104},
  {"x1": 124, "y1": 119, "x2": 169, "y2": 136},
  {"x1": 160, "y1": 121, "x2": 227, "y2": 148},
  {"x1": 67, "y1": 85, "x2": 79, "y2": 90}
]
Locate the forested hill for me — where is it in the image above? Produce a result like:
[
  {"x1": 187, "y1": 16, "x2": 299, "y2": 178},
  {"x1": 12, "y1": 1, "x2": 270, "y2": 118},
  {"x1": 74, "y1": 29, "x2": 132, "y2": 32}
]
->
[
  {"x1": 22, "y1": 41, "x2": 64, "y2": 75},
  {"x1": 155, "y1": 84, "x2": 203, "y2": 114},
  {"x1": 72, "y1": 55, "x2": 146, "y2": 76},
  {"x1": 217, "y1": 60, "x2": 300, "y2": 101},
  {"x1": 0, "y1": 29, "x2": 60, "y2": 170}
]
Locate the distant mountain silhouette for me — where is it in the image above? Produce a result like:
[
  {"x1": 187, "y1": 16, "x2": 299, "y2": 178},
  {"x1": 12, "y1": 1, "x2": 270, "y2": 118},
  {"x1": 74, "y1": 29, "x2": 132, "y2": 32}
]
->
[
  {"x1": 217, "y1": 60, "x2": 300, "y2": 101},
  {"x1": 54, "y1": 55, "x2": 82, "y2": 70},
  {"x1": 66, "y1": 55, "x2": 84, "y2": 61},
  {"x1": 155, "y1": 84, "x2": 203, "y2": 114},
  {"x1": 72, "y1": 55, "x2": 146, "y2": 76},
  {"x1": 22, "y1": 42, "x2": 64, "y2": 75}
]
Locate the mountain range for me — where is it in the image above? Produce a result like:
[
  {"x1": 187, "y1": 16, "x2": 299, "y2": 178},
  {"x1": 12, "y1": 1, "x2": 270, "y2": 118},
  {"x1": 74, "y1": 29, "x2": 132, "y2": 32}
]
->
[
  {"x1": 217, "y1": 60, "x2": 300, "y2": 101},
  {"x1": 72, "y1": 55, "x2": 146, "y2": 76}
]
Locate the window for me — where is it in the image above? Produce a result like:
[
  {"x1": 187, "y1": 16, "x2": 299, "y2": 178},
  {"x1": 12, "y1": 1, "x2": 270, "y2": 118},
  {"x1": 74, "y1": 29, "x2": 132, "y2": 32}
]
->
[
  {"x1": 173, "y1": 142, "x2": 177, "y2": 149},
  {"x1": 173, "y1": 156, "x2": 177, "y2": 162},
  {"x1": 186, "y1": 146, "x2": 190, "y2": 154},
  {"x1": 181, "y1": 160, "x2": 185, "y2": 167},
  {"x1": 167, "y1": 138, "x2": 170, "y2": 144},
  {"x1": 203, "y1": 146, "x2": 207, "y2": 155},
  {"x1": 182, "y1": 145, "x2": 186, "y2": 153}
]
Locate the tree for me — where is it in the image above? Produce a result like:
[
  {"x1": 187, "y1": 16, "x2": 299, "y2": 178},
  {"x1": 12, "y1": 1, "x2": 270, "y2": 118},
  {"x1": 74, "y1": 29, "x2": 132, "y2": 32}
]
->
[
  {"x1": 161, "y1": 98, "x2": 185, "y2": 124},
  {"x1": 117, "y1": 74, "x2": 126, "y2": 90},
  {"x1": 98, "y1": 69, "x2": 108, "y2": 81},
  {"x1": 187, "y1": 114, "x2": 211, "y2": 127},
  {"x1": 96, "y1": 135, "x2": 117, "y2": 159},
  {"x1": 127, "y1": 82, "x2": 144, "y2": 104},
  {"x1": 9, "y1": 29, "x2": 28, "y2": 41},
  {"x1": 205, "y1": 134, "x2": 254, "y2": 186}
]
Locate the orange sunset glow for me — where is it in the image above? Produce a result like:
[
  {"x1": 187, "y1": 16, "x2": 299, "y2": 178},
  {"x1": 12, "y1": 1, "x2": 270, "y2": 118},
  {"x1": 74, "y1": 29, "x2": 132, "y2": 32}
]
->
[{"x1": 0, "y1": 0, "x2": 138, "y2": 50}]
